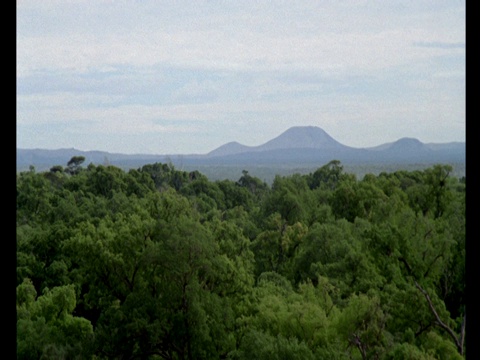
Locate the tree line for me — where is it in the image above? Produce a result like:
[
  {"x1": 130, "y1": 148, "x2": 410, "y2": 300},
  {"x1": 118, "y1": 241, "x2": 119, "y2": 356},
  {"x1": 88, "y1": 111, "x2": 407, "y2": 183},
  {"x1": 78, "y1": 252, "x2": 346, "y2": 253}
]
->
[{"x1": 16, "y1": 157, "x2": 466, "y2": 359}]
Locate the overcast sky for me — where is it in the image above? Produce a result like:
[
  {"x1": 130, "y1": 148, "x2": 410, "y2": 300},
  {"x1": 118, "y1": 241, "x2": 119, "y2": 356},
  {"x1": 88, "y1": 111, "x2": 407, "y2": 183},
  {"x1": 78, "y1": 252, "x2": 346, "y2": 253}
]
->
[{"x1": 17, "y1": 0, "x2": 465, "y2": 155}]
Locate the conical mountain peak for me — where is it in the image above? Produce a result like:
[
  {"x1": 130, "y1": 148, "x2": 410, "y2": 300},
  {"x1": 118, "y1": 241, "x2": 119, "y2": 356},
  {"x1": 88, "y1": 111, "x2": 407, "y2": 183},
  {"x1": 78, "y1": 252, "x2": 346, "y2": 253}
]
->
[
  {"x1": 259, "y1": 126, "x2": 341, "y2": 151},
  {"x1": 385, "y1": 137, "x2": 429, "y2": 152},
  {"x1": 207, "y1": 141, "x2": 251, "y2": 157},
  {"x1": 207, "y1": 126, "x2": 346, "y2": 157}
]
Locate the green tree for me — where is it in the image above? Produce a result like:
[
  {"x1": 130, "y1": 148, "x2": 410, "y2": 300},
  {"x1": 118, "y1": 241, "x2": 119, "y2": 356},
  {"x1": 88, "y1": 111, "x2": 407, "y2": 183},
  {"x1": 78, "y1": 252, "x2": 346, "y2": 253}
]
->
[
  {"x1": 15, "y1": 162, "x2": 465, "y2": 358},
  {"x1": 335, "y1": 293, "x2": 390, "y2": 359},
  {"x1": 232, "y1": 329, "x2": 316, "y2": 360},
  {"x1": 262, "y1": 174, "x2": 310, "y2": 225},
  {"x1": 216, "y1": 179, "x2": 254, "y2": 211},
  {"x1": 307, "y1": 159, "x2": 344, "y2": 190},
  {"x1": 17, "y1": 279, "x2": 94, "y2": 359},
  {"x1": 424, "y1": 164, "x2": 453, "y2": 219},
  {"x1": 65, "y1": 155, "x2": 85, "y2": 175},
  {"x1": 63, "y1": 189, "x2": 242, "y2": 358},
  {"x1": 293, "y1": 219, "x2": 383, "y2": 296},
  {"x1": 140, "y1": 162, "x2": 190, "y2": 191},
  {"x1": 237, "y1": 170, "x2": 269, "y2": 199},
  {"x1": 251, "y1": 213, "x2": 308, "y2": 278}
]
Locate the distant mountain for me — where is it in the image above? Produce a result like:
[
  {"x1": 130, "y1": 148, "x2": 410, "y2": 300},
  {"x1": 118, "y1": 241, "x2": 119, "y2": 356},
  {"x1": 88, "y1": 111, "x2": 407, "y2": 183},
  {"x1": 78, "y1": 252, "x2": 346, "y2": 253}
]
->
[
  {"x1": 256, "y1": 126, "x2": 347, "y2": 151},
  {"x1": 207, "y1": 142, "x2": 252, "y2": 157},
  {"x1": 366, "y1": 138, "x2": 464, "y2": 152},
  {"x1": 16, "y1": 148, "x2": 165, "y2": 172},
  {"x1": 203, "y1": 127, "x2": 464, "y2": 166},
  {"x1": 17, "y1": 126, "x2": 465, "y2": 173},
  {"x1": 207, "y1": 126, "x2": 349, "y2": 157},
  {"x1": 367, "y1": 137, "x2": 426, "y2": 151},
  {"x1": 359, "y1": 137, "x2": 464, "y2": 164},
  {"x1": 424, "y1": 142, "x2": 465, "y2": 151}
]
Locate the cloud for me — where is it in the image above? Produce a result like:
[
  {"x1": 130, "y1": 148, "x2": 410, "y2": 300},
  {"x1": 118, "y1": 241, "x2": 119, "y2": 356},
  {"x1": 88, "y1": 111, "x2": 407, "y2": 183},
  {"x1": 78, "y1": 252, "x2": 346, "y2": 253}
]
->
[
  {"x1": 17, "y1": 1, "x2": 465, "y2": 77},
  {"x1": 413, "y1": 41, "x2": 465, "y2": 49},
  {"x1": 18, "y1": 29, "x2": 464, "y2": 83}
]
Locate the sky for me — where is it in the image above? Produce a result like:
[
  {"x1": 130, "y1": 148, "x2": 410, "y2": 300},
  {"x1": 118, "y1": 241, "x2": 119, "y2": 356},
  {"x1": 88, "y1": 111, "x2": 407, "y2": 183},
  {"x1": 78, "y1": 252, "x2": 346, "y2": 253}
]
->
[{"x1": 17, "y1": 0, "x2": 465, "y2": 155}]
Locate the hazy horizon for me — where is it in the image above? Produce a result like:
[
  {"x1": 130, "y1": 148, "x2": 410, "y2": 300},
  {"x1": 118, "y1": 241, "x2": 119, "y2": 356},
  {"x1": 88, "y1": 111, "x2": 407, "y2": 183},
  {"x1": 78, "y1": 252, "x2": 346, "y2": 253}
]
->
[
  {"x1": 17, "y1": 1, "x2": 465, "y2": 155},
  {"x1": 17, "y1": 125, "x2": 466, "y2": 157}
]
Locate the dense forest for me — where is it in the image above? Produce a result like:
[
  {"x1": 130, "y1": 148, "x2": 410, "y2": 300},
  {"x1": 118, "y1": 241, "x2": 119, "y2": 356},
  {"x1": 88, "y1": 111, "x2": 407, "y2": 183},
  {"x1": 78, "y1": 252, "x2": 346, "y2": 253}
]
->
[{"x1": 16, "y1": 157, "x2": 466, "y2": 359}]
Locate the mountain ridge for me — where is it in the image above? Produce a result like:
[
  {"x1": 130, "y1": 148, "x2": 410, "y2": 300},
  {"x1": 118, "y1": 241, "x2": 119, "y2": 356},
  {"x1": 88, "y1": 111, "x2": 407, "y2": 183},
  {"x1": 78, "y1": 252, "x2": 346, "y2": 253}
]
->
[
  {"x1": 208, "y1": 126, "x2": 362, "y2": 157},
  {"x1": 206, "y1": 126, "x2": 461, "y2": 157},
  {"x1": 17, "y1": 126, "x2": 465, "y2": 173}
]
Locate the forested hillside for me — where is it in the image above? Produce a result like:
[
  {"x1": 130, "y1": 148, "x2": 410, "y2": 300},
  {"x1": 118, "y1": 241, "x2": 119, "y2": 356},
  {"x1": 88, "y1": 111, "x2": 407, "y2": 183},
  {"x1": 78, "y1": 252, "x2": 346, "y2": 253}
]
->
[{"x1": 16, "y1": 158, "x2": 466, "y2": 359}]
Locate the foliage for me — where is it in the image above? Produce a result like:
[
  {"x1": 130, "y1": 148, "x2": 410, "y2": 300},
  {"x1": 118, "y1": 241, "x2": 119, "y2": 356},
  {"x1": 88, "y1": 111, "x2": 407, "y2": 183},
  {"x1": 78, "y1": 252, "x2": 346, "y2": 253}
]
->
[
  {"x1": 16, "y1": 160, "x2": 466, "y2": 358},
  {"x1": 17, "y1": 279, "x2": 94, "y2": 359}
]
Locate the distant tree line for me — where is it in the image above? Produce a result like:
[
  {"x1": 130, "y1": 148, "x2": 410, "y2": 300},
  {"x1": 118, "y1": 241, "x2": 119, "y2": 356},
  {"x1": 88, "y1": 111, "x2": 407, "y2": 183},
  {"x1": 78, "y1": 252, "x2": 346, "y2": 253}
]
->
[{"x1": 16, "y1": 158, "x2": 466, "y2": 359}]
